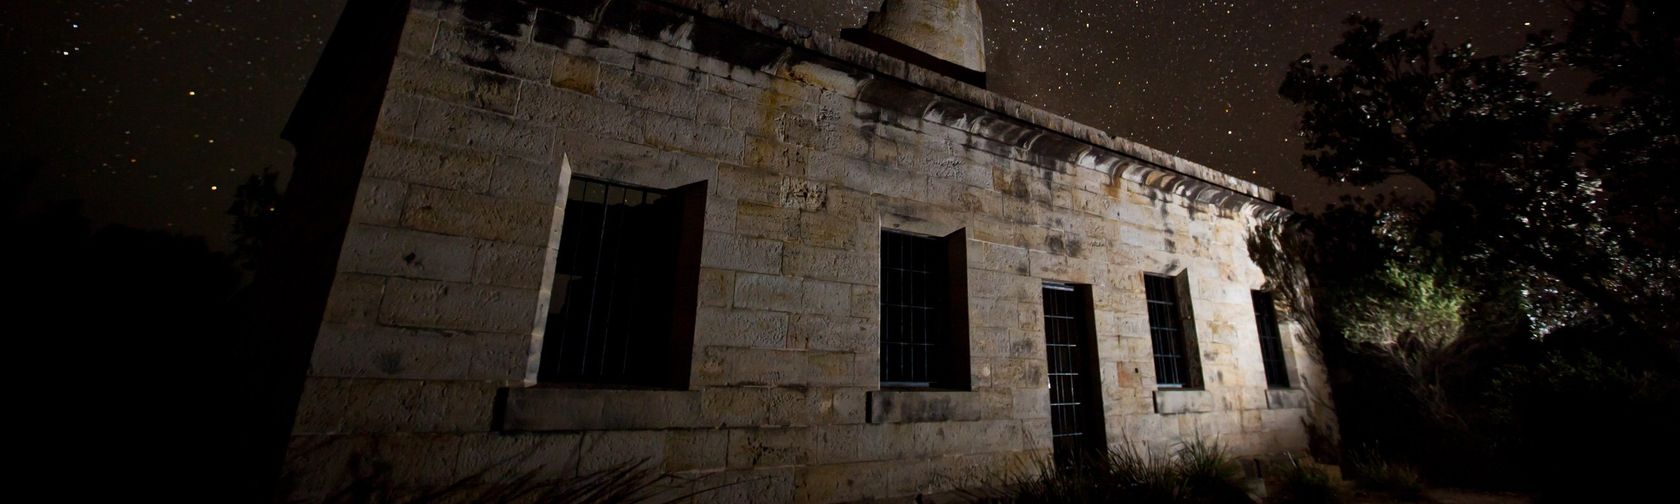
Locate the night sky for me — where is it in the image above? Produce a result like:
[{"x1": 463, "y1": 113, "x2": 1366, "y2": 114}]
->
[{"x1": 4, "y1": 0, "x2": 1573, "y2": 248}]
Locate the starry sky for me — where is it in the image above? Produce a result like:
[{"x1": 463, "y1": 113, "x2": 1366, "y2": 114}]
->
[{"x1": 3, "y1": 0, "x2": 1573, "y2": 247}]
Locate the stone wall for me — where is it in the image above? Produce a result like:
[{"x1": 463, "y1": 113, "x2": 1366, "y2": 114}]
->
[{"x1": 281, "y1": 0, "x2": 1336, "y2": 502}]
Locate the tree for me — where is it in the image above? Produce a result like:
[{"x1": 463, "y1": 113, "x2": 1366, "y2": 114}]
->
[
  {"x1": 1279, "y1": 1, "x2": 1679, "y2": 340},
  {"x1": 1279, "y1": 3, "x2": 1680, "y2": 496},
  {"x1": 228, "y1": 167, "x2": 284, "y2": 272}
]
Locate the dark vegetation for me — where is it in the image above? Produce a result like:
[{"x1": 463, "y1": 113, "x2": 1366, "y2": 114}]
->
[
  {"x1": 965, "y1": 439, "x2": 1250, "y2": 504},
  {"x1": 5, "y1": 151, "x2": 283, "y2": 500},
  {"x1": 288, "y1": 455, "x2": 728, "y2": 504},
  {"x1": 1277, "y1": 0, "x2": 1680, "y2": 500},
  {"x1": 966, "y1": 439, "x2": 1352, "y2": 504}
]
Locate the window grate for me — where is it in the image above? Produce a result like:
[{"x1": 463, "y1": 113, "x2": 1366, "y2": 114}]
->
[
  {"x1": 1044, "y1": 284, "x2": 1086, "y2": 443},
  {"x1": 1044, "y1": 283, "x2": 1106, "y2": 469},
  {"x1": 541, "y1": 177, "x2": 680, "y2": 386},
  {"x1": 1145, "y1": 274, "x2": 1193, "y2": 387},
  {"x1": 880, "y1": 231, "x2": 947, "y2": 387},
  {"x1": 1253, "y1": 291, "x2": 1291, "y2": 388}
]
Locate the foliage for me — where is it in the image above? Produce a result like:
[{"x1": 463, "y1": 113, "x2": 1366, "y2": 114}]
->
[
  {"x1": 1277, "y1": 1, "x2": 1680, "y2": 499},
  {"x1": 228, "y1": 167, "x2": 284, "y2": 272},
  {"x1": 1280, "y1": 2, "x2": 1680, "y2": 339},
  {"x1": 966, "y1": 438, "x2": 1250, "y2": 504},
  {"x1": 5, "y1": 149, "x2": 266, "y2": 499},
  {"x1": 1332, "y1": 262, "x2": 1465, "y2": 350}
]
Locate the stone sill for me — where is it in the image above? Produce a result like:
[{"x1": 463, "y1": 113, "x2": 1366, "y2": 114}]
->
[
  {"x1": 1265, "y1": 388, "x2": 1308, "y2": 410},
  {"x1": 866, "y1": 390, "x2": 980, "y2": 424},
  {"x1": 497, "y1": 386, "x2": 705, "y2": 432},
  {"x1": 1152, "y1": 389, "x2": 1214, "y2": 415}
]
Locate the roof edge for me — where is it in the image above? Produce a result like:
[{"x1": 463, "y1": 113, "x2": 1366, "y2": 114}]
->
[{"x1": 658, "y1": 0, "x2": 1291, "y2": 211}]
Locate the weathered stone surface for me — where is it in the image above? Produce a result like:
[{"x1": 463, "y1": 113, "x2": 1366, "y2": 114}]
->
[
  {"x1": 389, "y1": 54, "x2": 520, "y2": 114},
  {"x1": 289, "y1": 1, "x2": 1332, "y2": 502},
  {"x1": 701, "y1": 387, "x2": 811, "y2": 427},
  {"x1": 517, "y1": 81, "x2": 642, "y2": 141},
  {"x1": 859, "y1": 0, "x2": 988, "y2": 73},
  {"x1": 1266, "y1": 388, "x2": 1308, "y2": 410},
  {"x1": 340, "y1": 224, "x2": 477, "y2": 282},
  {"x1": 321, "y1": 273, "x2": 386, "y2": 325},
  {"x1": 665, "y1": 428, "x2": 728, "y2": 472},
  {"x1": 409, "y1": 98, "x2": 556, "y2": 162},
  {"x1": 364, "y1": 134, "x2": 495, "y2": 193},
  {"x1": 696, "y1": 306, "x2": 790, "y2": 348},
  {"x1": 701, "y1": 232, "x2": 783, "y2": 274},
  {"x1": 550, "y1": 51, "x2": 601, "y2": 94},
  {"x1": 501, "y1": 388, "x2": 706, "y2": 431},
  {"x1": 402, "y1": 185, "x2": 552, "y2": 246},
  {"x1": 1154, "y1": 389, "x2": 1217, "y2": 415},
  {"x1": 867, "y1": 390, "x2": 985, "y2": 424},
  {"x1": 293, "y1": 378, "x2": 497, "y2": 433},
  {"x1": 470, "y1": 240, "x2": 546, "y2": 289},
  {"x1": 379, "y1": 277, "x2": 538, "y2": 334},
  {"x1": 310, "y1": 324, "x2": 526, "y2": 381},
  {"x1": 352, "y1": 178, "x2": 407, "y2": 226}
]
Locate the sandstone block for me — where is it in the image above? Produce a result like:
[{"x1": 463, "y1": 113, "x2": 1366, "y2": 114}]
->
[
  {"x1": 379, "y1": 277, "x2": 539, "y2": 334},
  {"x1": 340, "y1": 224, "x2": 476, "y2": 282},
  {"x1": 402, "y1": 185, "x2": 552, "y2": 246}
]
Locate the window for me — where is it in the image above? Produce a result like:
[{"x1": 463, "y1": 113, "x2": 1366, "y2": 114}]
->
[
  {"x1": 879, "y1": 229, "x2": 969, "y2": 389},
  {"x1": 1144, "y1": 273, "x2": 1201, "y2": 387},
  {"x1": 1252, "y1": 290, "x2": 1290, "y2": 388},
  {"x1": 539, "y1": 176, "x2": 706, "y2": 387}
]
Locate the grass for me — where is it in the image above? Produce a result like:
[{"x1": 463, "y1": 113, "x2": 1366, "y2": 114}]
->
[
  {"x1": 964, "y1": 437, "x2": 1253, "y2": 503},
  {"x1": 287, "y1": 453, "x2": 734, "y2": 504},
  {"x1": 1266, "y1": 455, "x2": 1344, "y2": 504}
]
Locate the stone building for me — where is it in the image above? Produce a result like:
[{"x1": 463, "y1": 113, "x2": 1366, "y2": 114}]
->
[{"x1": 273, "y1": 0, "x2": 1337, "y2": 501}]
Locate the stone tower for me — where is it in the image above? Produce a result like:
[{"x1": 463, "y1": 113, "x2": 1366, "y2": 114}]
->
[{"x1": 844, "y1": 0, "x2": 989, "y2": 87}]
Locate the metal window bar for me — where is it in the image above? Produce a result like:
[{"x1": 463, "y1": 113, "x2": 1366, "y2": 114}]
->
[
  {"x1": 1252, "y1": 291, "x2": 1291, "y2": 388},
  {"x1": 880, "y1": 231, "x2": 945, "y2": 387},
  {"x1": 1144, "y1": 274, "x2": 1192, "y2": 387},
  {"x1": 1043, "y1": 284, "x2": 1085, "y2": 444},
  {"x1": 541, "y1": 177, "x2": 674, "y2": 385}
]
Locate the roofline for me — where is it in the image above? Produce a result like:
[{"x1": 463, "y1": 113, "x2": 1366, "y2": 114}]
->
[{"x1": 658, "y1": 0, "x2": 1291, "y2": 211}]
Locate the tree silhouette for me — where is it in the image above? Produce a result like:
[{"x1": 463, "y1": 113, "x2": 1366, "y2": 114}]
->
[
  {"x1": 1279, "y1": 2, "x2": 1680, "y2": 497},
  {"x1": 229, "y1": 168, "x2": 284, "y2": 272},
  {"x1": 1280, "y1": 1, "x2": 1678, "y2": 339}
]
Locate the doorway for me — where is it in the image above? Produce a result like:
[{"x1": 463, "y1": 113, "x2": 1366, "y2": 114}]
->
[{"x1": 1042, "y1": 282, "x2": 1108, "y2": 468}]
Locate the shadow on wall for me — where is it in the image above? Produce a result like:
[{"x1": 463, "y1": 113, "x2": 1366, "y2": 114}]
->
[{"x1": 1245, "y1": 217, "x2": 1340, "y2": 461}]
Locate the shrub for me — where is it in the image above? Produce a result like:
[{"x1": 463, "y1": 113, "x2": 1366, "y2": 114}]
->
[
  {"x1": 965, "y1": 438, "x2": 1251, "y2": 503},
  {"x1": 1266, "y1": 455, "x2": 1343, "y2": 504},
  {"x1": 288, "y1": 454, "x2": 731, "y2": 504},
  {"x1": 1175, "y1": 438, "x2": 1250, "y2": 503},
  {"x1": 1346, "y1": 448, "x2": 1424, "y2": 500}
]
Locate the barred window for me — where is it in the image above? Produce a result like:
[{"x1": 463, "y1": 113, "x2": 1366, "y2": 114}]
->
[
  {"x1": 1252, "y1": 291, "x2": 1291, "y2": 388},
  {"x1": 539, "y1": 176, "x2": 706, "y2": 387},
  {"x1": 880, "y1": 229, "x2": 969, "y2": 389},
  {"x1": 1144, "y1": 273, "x2": 1201, "y2": 387}
]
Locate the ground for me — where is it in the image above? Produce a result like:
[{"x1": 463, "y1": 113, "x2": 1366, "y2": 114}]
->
[{"x1": 1350, "y1": 488, "x2": 1531, "y2": 504}]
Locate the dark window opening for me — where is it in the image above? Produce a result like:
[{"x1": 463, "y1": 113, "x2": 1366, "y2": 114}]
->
[
  {"x1": 1252, "y1": 291, "x2": 1291, "y2": 388},
  {"x1": 880, "y1": 229, "x2": 969, "y2": 389},
  {"x1": 1043, "y1": 283, "x2": 1107, "y2": 469},
  {"x1": 540, "y1": 176, "x2": 706, "y2": 388},
  {"x1": 1145, "y1": 273, "x2": 1199, "y2": 387}
]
